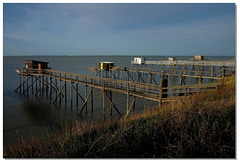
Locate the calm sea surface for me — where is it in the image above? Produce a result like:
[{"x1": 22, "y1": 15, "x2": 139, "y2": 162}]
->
[{"x1": 3, "y1": 56, "x2": 234, "y2": 143}]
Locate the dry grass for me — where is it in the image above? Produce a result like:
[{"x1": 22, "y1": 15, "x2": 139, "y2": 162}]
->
[{"x1": 3, "y1": 76, "x2": 235, "y2": 158}]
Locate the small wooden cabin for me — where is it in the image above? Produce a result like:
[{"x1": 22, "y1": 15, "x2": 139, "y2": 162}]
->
[
  {"x1": 99, "y1": 62, "x2": 114, "y2": 70},
  {"x1": 194, "y1": 55, "x2": 204, "y2": 61},
  {"x1": 25, "y1": 60, "x2": 49, "y2": 70},
  {"x1": 133, "y1": 57, "x2": 145, "y2": 64},
  {"x1": 168, "y1": 57, "x2": 176, "y2": 62},
  {"x1": 25, "y1": 60, "x2": 49, "y2": 69}
]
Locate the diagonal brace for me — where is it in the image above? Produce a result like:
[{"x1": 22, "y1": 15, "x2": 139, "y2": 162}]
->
[
  {"x1": 126, "y1": 96, "x2": 136, "y2": 118},
  {"x1": 72, "y1": 84, "x2": 85, "y2": 102},
  {"x1": 15, "y1": 76, "x2": 31, "y2": 92},
  {"x1": 103, "y1": 91, "x2": 121, "y2": 116},
  {"x1": 79, "y1": 87, "x2": 94, "y2": 114},
  {"x1": 53, "y1": 82, "x2": 66, "y2": 103}
]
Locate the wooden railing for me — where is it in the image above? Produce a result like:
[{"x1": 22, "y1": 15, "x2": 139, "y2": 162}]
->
[{"x1": 19, "y1": 68, "x2": 220, "y2": 102}]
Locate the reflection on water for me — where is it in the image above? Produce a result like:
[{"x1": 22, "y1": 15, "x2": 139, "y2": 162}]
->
[{"x1": 21, "y1": 99, "x2": 52, "y2": 122}]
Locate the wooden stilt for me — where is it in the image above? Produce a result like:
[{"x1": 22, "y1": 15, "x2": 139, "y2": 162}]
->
[
  {"x1": 102, "y1": 91, "x2": 121, "y2": 116},
  {"x1": 19, "y1": 75, "x2": 22, "y2": 93},
  {"x1": 72, "y1": 84, "x2": 85, "y2": 102},
  {"x1": 59, "y1": 73, "x2": 61, "y2": 103},
  {"x1": 85, "y1": 77, "x2": 88, "y2": 112},
  {"x1": 127, "y1": 83, "x2": 129, "y2": 113},
  {"x1": 55, "y1": 74, "x2": 57, "y2": 97},
  {"x1": 41, "y1": 75, "x2": 44, "y2": 98},
  {"x1": 36, "y1": 76, "x2": 38, "y2": 93},
  {"x1": 23, "y1": 76, "x2": 25, "y2": 94},
  {"x1": 31, "y1": 76, "x2": 33, "y2": 95},
  {"x1": 53, "y1": 82, "x2": 66, "y2": 104},
  {"x1": 79, "y1": 87, "x2": 94, "y2": 114},
  {"x1": 126, "y1": 96, "x2": 136, "y2": 117},
  {"x1": 103, "y1": 79, "x2": 105, "y2": 113},
  {"x1": 15, "y1": 75, "x2": 31, "y2": 92},
  {"x1": 110, "y1": 91, "x2": 112, "y2": 116},
  {"x1": 22, "y1": 77, "x2": 38, "y2": 94},
  {"x1": 76, "y1": 76, "x2": 78, "y2": 106},
  {"x1": 46, "y1": 76, "x2": 48, "y2": 98},
  {"x1": 70, "y1": 75, "x2": 72, "y2": 106},
  {"x1": 159, "y1": 74, "x2": 163, "y2": 108},
  {"x1": 91, "y1": 87, "x2": 93, "y2": 113},
  {"x1": 65, "y1": 74, "x2": 67, "y2": 102},
  {"x1": 49, "y1": 77, "x2": 52, "y2": 100}
]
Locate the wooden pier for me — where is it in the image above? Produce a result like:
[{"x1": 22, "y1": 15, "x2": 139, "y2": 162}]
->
[
  {"x1": 15, "y1": 67, "x2": 222, "y2": 117},
  {"x1": 94, "y1": 60, "x2": 235, "y2": 86}
]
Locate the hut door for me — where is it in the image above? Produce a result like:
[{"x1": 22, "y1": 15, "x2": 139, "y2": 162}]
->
[{"x1": 38, "y1": 63, "x2": 41, "y2": 74}]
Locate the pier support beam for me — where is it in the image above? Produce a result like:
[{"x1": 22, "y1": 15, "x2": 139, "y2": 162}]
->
[
  {"x1": 103, "y1": 91, "x2": 121, "y2": 116},
  {"x1": 159, "y1": 74, "x2": 163, "y2": 108},
  {"x1": 126, "y1": 96, "x2": 136, "y2": 118},
  {"x1": 110, "y1": 91, "x2": 112, "y2": 116},
  {"x1": 79, "y1": 87, "x2": 94, "y2": 114}
]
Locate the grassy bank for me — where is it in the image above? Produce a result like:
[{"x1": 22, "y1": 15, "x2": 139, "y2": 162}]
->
[{"x1": 4, "y1": 76, "x2": 235, "y2": 158}]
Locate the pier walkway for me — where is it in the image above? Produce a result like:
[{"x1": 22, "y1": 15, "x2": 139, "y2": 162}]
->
[{"x1": 16, "y1": 68, "x2": 220, "y2": 117}]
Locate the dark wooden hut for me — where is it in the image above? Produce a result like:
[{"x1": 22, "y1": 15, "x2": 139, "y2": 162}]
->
[{"x1": 25, "y1": 60, "x2": 49, "y2": 70}]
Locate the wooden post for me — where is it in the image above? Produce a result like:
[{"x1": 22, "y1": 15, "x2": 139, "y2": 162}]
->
[
  {"x1": 65, "y1": 74, "x2": 67, "y2": 102},
  {"x1": 45, "y1": 76, "x2": 48, "y2": 98},
  {"x1": 103, "y1": 79, "x2": 105, "y2": 113},
  {"x1": 19, "y1": 75, "x2": 22, "y2": 94},
  {"x1": 133, "y1": 97, "x2": 136, "y2": 113},
  {"x1": 70, "y1": 75, "x2": 72, "y2": 106},
  {"x1": 85, "y1": 77, "x2": 87, "y2": 113},
  {"x1": 179, "y1": 75, "x2": 182, "y2": 85},
  {"x1": 184, "y1": 64, "x2": 186, "y2": 75},
  {"x1": 127, "y1": 83, "x2": 129, "y2": 113},
  {"x1": 110, "y1": 91, "x2": 112, "y2": 116},
  {"x1": 59, "y1": 73, "x2": 61, "y2": 103},
  {"x1": 76, "y1": 76, "x2": 78, "y2": 106},
  {"x1": 49, "y1": 77, "x2": 52, "y2": 101},
  {"x1": 159, "y1": 74, "x2": 163, "y2": 108},
  {"x1": 36, "y1": 76, "x2": 38, "y2": 94},
  {"x1": 211, "y1": 65, "x2": 214, "y2": 77},
  {"x1": 23, "y1": 75, "x2": 25, "y2": 94},
  {"x1": 55, "y1": 73, "x2": 57, "y2": 97},
  {"x1": 24, "y1": 76, "x2": 29, "y2": 95},
  {"x1": 31, "y1": 76, "x2": 33, "y2": 94},
  {"x1": 222, "y1": 66, "x2": 225, "y2": 78},
  {"x1": 41, "y1": 75, "x2": 43, "y2": 98},
  {"x1": 91, "y1": 87, "x2": 93, "y2": 113}
]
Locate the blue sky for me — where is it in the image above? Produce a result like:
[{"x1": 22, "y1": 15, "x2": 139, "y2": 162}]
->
[{"x1": 3, "y1": 3, "x2": 235, "y2": 56}]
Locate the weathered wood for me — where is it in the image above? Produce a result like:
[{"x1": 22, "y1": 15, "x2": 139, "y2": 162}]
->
[
  {"x1": 91, "y1": 87, "x2": 93, "y2": 112},
  {"x1": 103, "y1": 91, "x2": 121, "y2": 116},
  {"x1": 103, "y1": 79, "x2": 105, "y2": 113},
  {"x1": 70, "y1": 75, "x2": 72, "y2": 106},
  {"x1": 127, "y1": 83, "x2": 129, "y2": 113},
  {"x1": 17, "y1": 68, "x2": 221, "y2": 116},
  {"x1": 59, "y1": 73, "x2": 61, "y2": 103},
  {"x1": 110, "y1": 91, "x2": 112, "y2": 116},
  {"x1": 22, "y1": 77, "x2": 38, "y2": 94},
  {"x1": 53, "y1": 82, "x2": 66, "y2": 104},
  {"x1": 79, "y1": 87, "x2": 94, "y2": 114},
  {"x1": 31, "y1": 76, "x2": 33, "y2": 94},
  {"x1": 19, "y1": 75, "x2": 22, "y2": 93},
  {"x1": 159, "y1": 74, "x2": 163, "y2": 107},
  {"x1": 65, "y1": 74, "x2": 67, "y2": 102},
  {"x1": 85, "y1": 77, "x2": 87, "y2": 112},
  {"x1": 15, "y1": 75, "x2": 31, "y2": 92},
  {"x1": 72, "y1": 84, "x2": 85, "y2": 102},
  {"x1": 76, "y1": 76, "x2": 78, "y2": 106},
  {"x1": 126, "y1": 96, "x2": 136, "y2": 117}
]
